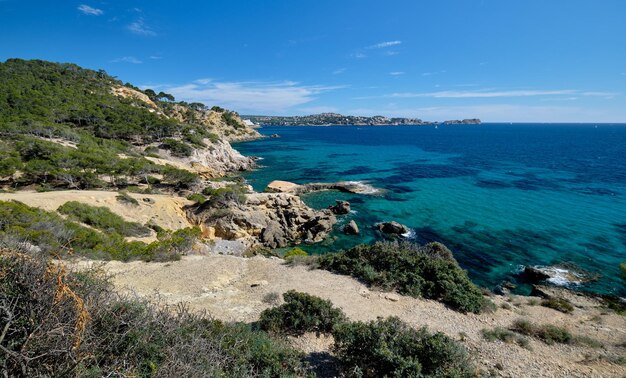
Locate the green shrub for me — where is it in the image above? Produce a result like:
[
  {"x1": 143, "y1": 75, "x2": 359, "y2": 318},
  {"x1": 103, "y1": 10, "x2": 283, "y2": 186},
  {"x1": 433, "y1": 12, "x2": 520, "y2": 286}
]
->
[
  {"x1": 333, "y1": 317, "x2": 473, "y2": 378},
  {"x1": 0, "y1": 201, "x2": 188, "y2": 262},
  {"x1": 511, "y1": 320, "x2": 573, "y2": 345},
  {"x1": 259, "y1": 290, "x2": 347, "y2": 336},
  {"x1": 541, "y1": 297, "x2": 574, "y2": 314},
  {"x1": 186, "y1": 193, "x2": 207, "y2": 204},
  {"x1": 0, "y1": 252, "x2": 307, "y2": 377},
  {"x1": 115, "y1": 191, "x2": 139, "y2": 206},
  {"x1": 160, "y1": 138, "x2": 193, "y2": 157},
  {"x1": 284, "y1": 247, "x2": 308, "y2": 259},
  {"x1": 202, "y1": 184, "x2": 248, "y2": 207},
  {"x1": 620, "y1": 262, "x2": 626, "y2": 281},
  {"x1": 318, "y1": 241, "x2": 492, "y2": 313},
  {"x1": 58, "y1": 201, "x2": 151, "y2": 237},
  {"x1": 481, "y1": 327, "x2": 530, "y2": 349}
]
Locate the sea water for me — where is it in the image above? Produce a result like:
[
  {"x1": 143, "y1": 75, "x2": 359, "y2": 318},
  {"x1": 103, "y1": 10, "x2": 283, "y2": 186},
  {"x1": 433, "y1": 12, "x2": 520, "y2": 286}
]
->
[{"x1": 236, "y1": 124, "x2": 626, "y2": 295}]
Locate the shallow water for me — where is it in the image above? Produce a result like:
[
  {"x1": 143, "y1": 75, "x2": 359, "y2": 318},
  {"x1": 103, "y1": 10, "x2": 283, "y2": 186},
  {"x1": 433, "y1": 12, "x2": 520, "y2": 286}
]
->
[{"x1": 236, "y1": 124, "x2": 626, "y2": 295}]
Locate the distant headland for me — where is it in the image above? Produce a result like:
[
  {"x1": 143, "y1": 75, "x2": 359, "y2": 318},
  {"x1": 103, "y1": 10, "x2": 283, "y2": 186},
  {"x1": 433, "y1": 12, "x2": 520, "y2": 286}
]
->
[{"x1": 244, "y1": 113, "x2": 481, "y2": 126}]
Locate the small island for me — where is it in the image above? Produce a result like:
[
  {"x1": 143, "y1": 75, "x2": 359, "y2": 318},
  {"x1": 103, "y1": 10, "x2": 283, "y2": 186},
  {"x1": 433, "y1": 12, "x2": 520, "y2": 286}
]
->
[{"x1": 245, "y1": 113, "x2": 481, "y2": 126}]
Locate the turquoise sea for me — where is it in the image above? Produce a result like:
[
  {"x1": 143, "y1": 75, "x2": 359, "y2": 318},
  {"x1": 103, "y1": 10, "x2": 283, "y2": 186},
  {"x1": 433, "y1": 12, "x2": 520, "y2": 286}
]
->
[{"x1": 236, "y1": 124, "x2": 626, "y2": 295}]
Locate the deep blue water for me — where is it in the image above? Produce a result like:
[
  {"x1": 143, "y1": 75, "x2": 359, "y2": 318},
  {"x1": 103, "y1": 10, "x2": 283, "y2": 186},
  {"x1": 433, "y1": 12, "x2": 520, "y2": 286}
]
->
[{"x1": 236, "y1": 124, "x2": 626, "y2": 295}]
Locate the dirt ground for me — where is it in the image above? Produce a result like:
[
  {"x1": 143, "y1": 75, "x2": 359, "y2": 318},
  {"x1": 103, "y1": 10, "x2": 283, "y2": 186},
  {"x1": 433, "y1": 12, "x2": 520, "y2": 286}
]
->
[{"x1": 73, "y1": 255, "x2": 626, "y2": 378}]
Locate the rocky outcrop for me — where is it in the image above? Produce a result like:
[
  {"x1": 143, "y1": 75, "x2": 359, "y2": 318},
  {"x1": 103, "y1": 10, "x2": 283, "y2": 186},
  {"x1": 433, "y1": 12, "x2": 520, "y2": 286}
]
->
[
  {"x1": 375, "y1": 221, "x2": 409, "y2": 235},
  {"x1": 329, "y1": 200, "x2": 351, "y2": 215},
  {"x1": 522, "y1": 264, "x2": 598, "y2": 286},
  {"x1": 266, "y1": 180, "x2": 381, "y2": 195},
  {"x1": 442, "y1": 118, "x2": 481, "y2": 125},
  {"x1": 157, "y1": 139, "x2": 257, "y2": 177},
  {"x1": 188, "y1": 192, "x2": 336, "y2": 248},
  {"x1": 343, "y1": 220, "x2": 359, "y2": 235}
]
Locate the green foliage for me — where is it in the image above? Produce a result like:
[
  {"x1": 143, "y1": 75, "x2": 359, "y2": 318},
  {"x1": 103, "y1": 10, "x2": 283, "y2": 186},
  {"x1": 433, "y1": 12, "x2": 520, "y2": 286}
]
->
[
  {"x1": 318, "y1": 241, "x2": 492, "y2": 313},
  {"x1": 160, "y1": 138, "x2": 194, "y2": 157},
  {"x1": 221, "y1": 111, "x2": 244, "y2": 129},
  {"x1": 186, "y1": 193, "x2": 207, "y2": 204},
  {"x1": 143, "y1": 227, "x2": 201, "y2": 262},
  {"x1": 620, "y1": 262, "x2": 626, "y2": 281},
  {"x1": 511, "y1": 320, "x2": 572, "y2": 345},
  {"x1": 541, "y1": 297, "x2": 574, "y2": 314},
  {"x1": 202, "y1": 184, "x2": 248, "y2": 207},
  {"x1": 0, "y1": 253, "x2": 307, "y2": 377},
  {"x1": 58, "y1": 201, "x2": 151, "y2": 237},
  {"x1": 115, "y1": 191, "x2": 139, "y2": 206},
  {"x1": 0, "y1": 201, "x2": 193, "y2": 262},
  {"x1": 259, "y1": 290, "x2": 347, "y2": 336},
  {"x1": 284, "y1": 247, "x2": 308, "y2": 259},
  {"x1": 481, "y1": 327, "x2": 531, "y2": 349},
  {"x1": 333, "y1": 317, "x2": 473, "y2": 378},
  {"x1": 162, "y1": 166, "x2": 200, "y2": 189}
]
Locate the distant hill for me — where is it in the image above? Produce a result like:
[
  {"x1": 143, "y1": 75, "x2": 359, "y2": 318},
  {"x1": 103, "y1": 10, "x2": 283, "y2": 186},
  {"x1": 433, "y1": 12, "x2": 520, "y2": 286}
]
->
[{"x1": 244, "y1": 113, "x2": 480, "y2": 126}]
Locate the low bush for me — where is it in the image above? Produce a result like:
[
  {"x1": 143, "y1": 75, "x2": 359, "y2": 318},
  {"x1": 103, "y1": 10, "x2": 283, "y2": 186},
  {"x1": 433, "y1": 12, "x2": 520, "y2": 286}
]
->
[
  {"x1": 284, "y1": 247, "x2": 308, "y2": 259},
  {"x1": 115, "y1": 191, "x2": 139, "y2": 206},
  {"x1": 186, "y1": 193, "x2": 207, "y2": 204},
  {"x1": 318, "y1": 241, "x2": 492, "y2": 313},
  {"x1": 259, "y1": 290, "x2": 347, "y2": 336},
  {"x1": 160, "y1": 138, "x2": 194, "y2": 157},
  {"x1": 541, "y1": 297, "x2": 574, "y2": 314},
  {"x1": 202, "y1": 184, "x2": 248, "y2": 207},
  {"x1": 0, "y1": 251, "x2": 307, "y2": 377},
  {"x1": 0, "y1": 201, "x2": 195, "y2": 262},
  {"x1": 333, "y1": 316, "x2": 474, "y2": 378},
  {"x1": 481, "y1": 327, "x2": 531, "y2": 349},
  {"x1": 511, "y1": 319, "x2": 573, "y2": 345},
  {"x1": 58, "y1": 201, "x2": 151, "y2": 237}
]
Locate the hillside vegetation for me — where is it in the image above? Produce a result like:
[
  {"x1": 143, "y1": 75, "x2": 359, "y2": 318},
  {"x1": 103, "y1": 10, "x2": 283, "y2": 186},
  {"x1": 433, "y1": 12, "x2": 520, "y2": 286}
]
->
[{"x1": 0, "y1": 59, "x2": 258, "y2": 192}]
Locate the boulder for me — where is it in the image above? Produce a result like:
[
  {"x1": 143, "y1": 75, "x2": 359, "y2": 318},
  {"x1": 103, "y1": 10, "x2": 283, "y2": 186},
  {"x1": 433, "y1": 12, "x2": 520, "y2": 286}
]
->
[
  {"x1": 329, "y1": 200, "x2": 351, "y2": 215},
  {"x1": 375, "y1": 221, "x2": 409, "y2": 235},
  {"x1": 343, "y1": 220, "x2": 359, "y2": 235}
]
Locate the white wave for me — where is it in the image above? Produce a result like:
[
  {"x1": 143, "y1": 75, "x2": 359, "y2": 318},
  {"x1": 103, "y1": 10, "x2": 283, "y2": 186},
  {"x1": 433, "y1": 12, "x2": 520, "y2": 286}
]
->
[{"x1": 401, "y1": 229, "x2": 416, "y2": 239}]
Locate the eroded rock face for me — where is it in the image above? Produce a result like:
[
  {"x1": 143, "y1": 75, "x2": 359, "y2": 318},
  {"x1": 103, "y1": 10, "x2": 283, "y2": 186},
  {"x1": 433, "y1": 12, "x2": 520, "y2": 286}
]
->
[
  {"x1": 375, "y1": 221, "x2": 409, "y2": 235},
  {"x1": 343, "y1": 220, "x2": 359, "y2": 235},
  {"x1": 188, "y1": 193, "x2": 336, "y2": 248},
  {"x1": 329, "y1": 200, "x2": 351, "y2": 215}
]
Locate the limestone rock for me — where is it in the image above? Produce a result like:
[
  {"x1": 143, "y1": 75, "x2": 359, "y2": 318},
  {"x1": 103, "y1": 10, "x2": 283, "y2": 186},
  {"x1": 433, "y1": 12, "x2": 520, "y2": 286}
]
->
[
  {"x1": 188, "y1": 192, "x2": 336, "y2": 248},
  {"x1": 329, "y1": 200, "x2": 351, "y2": 215},
  {"x1": 375, "y1": 221, "x2": 409, "y2": 235},
  {"x1": 343, "y1": 220, "x2": 359, "y2": 235}
]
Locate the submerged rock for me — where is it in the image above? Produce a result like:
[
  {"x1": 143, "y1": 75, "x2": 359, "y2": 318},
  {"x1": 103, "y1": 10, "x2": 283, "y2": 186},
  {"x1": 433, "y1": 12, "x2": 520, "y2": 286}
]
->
[
  {"x1": 343, "y1": 220, "x2": 359, "y2": 235},
  {"x1": 375, "y1": 221, "x2": 409, "y2": 235},
  {"x1": 329, "y1": 200, "x2": 351, "y2": 215},
  {"x1": 522, "y1": 264, "x2": 599, "y2": 286}
]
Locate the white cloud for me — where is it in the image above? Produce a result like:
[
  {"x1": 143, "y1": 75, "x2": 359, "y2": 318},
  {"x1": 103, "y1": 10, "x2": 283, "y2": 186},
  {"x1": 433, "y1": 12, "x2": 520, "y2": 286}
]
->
[
  {"x1": 352, "y1": 52, "x2": 367, "y2": 59},
  {"x1": 422, "y1": 70, "x2": 446, "y2": 77},
  {"x1": 383, "y1": 51, "x2": 399, "y2": 56},
  {"x1": 367, "y1": 40, "x2": 402, "y2": 49},
  {"x1": 332, "y1": 68, "x2": 347, "y2": 75},
  {"x1": 78, "y1": 4, "x2": 103, "y2": 15},
  {"x1": 345, "y1": 104, "x2": 625, "y2": 123},
  {"x1": 298, "y1": 106, "x2": 339, "y2": 114},
  {"x1": 389, "y1": 71, "x2": 405, "y2": 76},
  {"x1": 149, "y1": 55, "x2": 162, "y2": 60},
  {"x1": 384, "y1": 89, "x2": 618, "y2": 99},
  {"x1": 127, "y1": 19, "x2": 156, "y2": 36},
  {"x1": 112, "y1": 56, "x2": 143, "y2": 64},
  {"x1": 152, "y1": 80, "x2": 344, "y2": 113}
]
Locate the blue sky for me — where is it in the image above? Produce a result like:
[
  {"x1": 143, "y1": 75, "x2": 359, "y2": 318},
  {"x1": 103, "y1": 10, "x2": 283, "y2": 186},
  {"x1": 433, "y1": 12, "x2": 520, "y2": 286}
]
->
[{"x1": 1, "y1": 0, "x2": 625, "y2": 122}]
